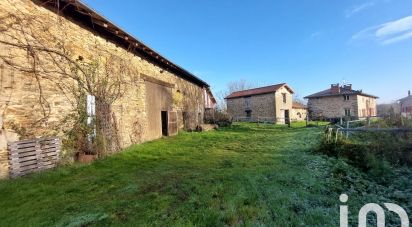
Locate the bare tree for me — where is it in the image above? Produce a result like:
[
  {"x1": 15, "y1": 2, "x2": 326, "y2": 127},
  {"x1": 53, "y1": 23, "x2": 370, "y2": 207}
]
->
[
  {"x1": 215, "y1": 80, "x2": 255, "y2": 111},
  {"x1": 227, "y1": 79, "x2": 255, "y2": 94},
  {"x1": 293, "y1": 93, "x2": 306, "y2": 105}
]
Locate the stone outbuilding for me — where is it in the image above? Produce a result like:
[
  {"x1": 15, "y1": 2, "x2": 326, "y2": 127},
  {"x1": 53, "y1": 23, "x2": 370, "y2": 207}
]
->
[
  {"x1": 399, "y1": 90, "x2": 412, "y2": 117},
  {"x1": 305, "y1": 84, "x2": 378, "y2": 120},
  {"x1": 0, "y1": 0, "x2": 214, "y2": 178},
  {"x1": 291, "y1": 102, "x2": 308, "y2": 122},
  {"x1": 225, "y1": 83, "x2": 294, "y2": 124}
]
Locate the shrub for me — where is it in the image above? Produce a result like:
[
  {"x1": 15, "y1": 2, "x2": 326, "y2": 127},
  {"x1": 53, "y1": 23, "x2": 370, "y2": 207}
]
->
[
  {"x1": 204, "y1": 110, "x2": 232, "y2": 127},
  {"x1": 318, "y1": 136, "x2": 397, "y2": 181}
]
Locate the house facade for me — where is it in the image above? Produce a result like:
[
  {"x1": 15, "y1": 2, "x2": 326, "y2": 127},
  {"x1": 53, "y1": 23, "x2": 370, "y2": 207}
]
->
[
  {"x1": 291, "y1": 102, "x2": 308, "y2": 121},
  {"x1": 399, "y1": 91, "x2": 412, "y2": 117},
  {"x1": 225, "y1": 84, "x2": 294, "y2": 123},
  {"x1": 305, "y1": 84, "x2": 378, "y2": 120},
  {"x1": 0, "y1": 0, "x2": 213, "y2": 178}
]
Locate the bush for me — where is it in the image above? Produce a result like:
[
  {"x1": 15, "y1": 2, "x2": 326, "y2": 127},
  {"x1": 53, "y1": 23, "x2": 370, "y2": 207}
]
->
[
  {"x1": 204, "y1": 110, "x2": 232, "y2": 127},
  {"x1": 318, "y1": 137, "x2": 396, "y2": 181}
]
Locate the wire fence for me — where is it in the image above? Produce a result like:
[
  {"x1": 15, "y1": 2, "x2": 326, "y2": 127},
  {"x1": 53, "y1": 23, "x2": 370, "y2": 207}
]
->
[
  {"x1": 326, "y1": 117, "x2": 412, "y2": 143},
  {"x1": 233, "y1": 116, "x2": 292, "y2": 124}
]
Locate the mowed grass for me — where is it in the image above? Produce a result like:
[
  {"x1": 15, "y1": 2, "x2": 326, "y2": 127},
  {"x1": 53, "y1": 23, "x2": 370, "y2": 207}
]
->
[{"x1": 0, "y1": 123, "x2": 341, "y2": 226}]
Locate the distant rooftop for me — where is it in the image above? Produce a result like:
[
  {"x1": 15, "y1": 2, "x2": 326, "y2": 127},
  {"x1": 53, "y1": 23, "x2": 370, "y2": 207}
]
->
[
  {"x1": 292, "y1": 102, "x2": 307, "y2": 109},
  {"x1": 304, "y1": 84, "x2": 378, "y2": 99},
  {"x1": 225, "y1": 83, "x2": 294, "y2": 99},
  {"x1": 398, "y1": 90, "x2": 411, "y2": 102}
]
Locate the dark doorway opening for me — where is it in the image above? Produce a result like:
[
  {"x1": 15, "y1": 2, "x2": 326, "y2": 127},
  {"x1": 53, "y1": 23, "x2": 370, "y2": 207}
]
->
[
  {"x1": 246, "y1": 110, "x2": 252, "y2": 118},
  {"x1": 161, "y1": 111, "x2": 168, "y2": 136},
  {"x1": 284, "y1": 109, "x2": 290, "y2": 125}
]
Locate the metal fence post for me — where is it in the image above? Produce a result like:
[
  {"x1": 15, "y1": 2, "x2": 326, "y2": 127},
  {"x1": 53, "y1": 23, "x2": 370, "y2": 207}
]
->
[
  {"x1": 346, "y1": 121, "x2": 349, "y2": 139},
  {"x1": 306, "y1": 114, "x2": 309, "y2": 127}
]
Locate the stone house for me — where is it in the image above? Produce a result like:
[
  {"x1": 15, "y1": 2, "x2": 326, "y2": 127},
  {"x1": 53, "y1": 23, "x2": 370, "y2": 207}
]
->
[
  {"x1": 225, "y1": 83, "x2": 294, "y2": 123},
  {"x1": 0, "y1": 0, "x2": 214, "y2": 178},
  {"x1": 305, "y1": 84, "x2": 378, "y2": 120},
  {"x1": 399, "y1": 90, "x2": 412, "y2": 117},
  {"x1": 291, "y1": 102, "x2": 307, "y2": 121}
]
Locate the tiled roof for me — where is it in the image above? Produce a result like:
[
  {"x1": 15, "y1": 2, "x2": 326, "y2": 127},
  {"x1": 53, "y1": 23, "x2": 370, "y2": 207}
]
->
[
  {"x1": 38, "y1": 0, "x2": 209, "y2": 87},
  {"x1": 225, "y1": 83, "x2": 294, "y2": 99},
  {"x1": 292, "y1": 102, "x2": 307, "y2": 109},
  {"x1": 304, "y1": 87, "x2": 378, "y2": 99},
  {"x1": 399, "y1": 95, "x2": 412, "y2": 102}
]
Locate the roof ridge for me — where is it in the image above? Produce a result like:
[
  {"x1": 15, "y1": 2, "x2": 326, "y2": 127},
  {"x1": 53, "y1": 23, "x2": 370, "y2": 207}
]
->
[
  {"x1": 230, "y1": 83, "x2": 286, "y2": 94},
  {"x1": 38, "y1": 0, "x2": 209, "y2": 87},
  {"x1": 304, "y1": 86, "x2": 378, "y2": 99},
  {"x1": 225, "y1": 83, "x2": 293, "y2": 99}
]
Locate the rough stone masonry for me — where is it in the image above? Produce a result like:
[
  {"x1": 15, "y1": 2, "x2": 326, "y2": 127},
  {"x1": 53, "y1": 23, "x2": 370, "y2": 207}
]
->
[{"x1": 0, "y1": 0, "x2": 210, "y2": 178}]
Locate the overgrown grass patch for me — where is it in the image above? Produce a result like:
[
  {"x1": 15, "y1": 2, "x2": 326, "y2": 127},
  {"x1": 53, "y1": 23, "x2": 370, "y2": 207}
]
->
[{"x1": 0, "y1": 123, "x2": 410, "y2": 226}]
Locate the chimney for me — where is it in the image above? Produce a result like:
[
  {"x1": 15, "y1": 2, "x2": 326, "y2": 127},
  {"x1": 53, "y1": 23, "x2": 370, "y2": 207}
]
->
[
  {"x1": 409, "y1": 90, "x2": 411, "y2": 96},
  {"x1": 331, "y1": 83, "x2": 340, "y2": 94},
  {"x1": 343, "y1": 84, "x2": 352, "y2": 90}
]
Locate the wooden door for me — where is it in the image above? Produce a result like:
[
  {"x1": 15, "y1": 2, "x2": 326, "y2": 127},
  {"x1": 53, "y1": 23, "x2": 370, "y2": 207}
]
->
[
  {"x1": 145, "y1": 81, "x2": 172, "y2": 140},
  {"x1": 168, "y1": 111, "x2": 178, "y2": 136}
]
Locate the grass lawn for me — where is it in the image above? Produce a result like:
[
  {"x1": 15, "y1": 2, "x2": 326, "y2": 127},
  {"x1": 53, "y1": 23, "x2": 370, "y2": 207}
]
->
[{"x1": 0, "y1": 122, "x2": 409, "y2": 226}]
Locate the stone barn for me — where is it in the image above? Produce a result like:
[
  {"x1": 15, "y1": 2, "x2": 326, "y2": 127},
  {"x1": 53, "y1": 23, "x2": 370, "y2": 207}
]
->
[
  {"x1": 225, "y1": 83, "x2": 294, "y2": 124},
  {"x1": 0, "y1": 0, "x2": 213, "y2": 178}
]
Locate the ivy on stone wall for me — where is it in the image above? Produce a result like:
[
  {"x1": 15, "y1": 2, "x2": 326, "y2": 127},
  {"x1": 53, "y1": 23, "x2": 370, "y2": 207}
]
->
[{"x1": 0, "y1": 1, "x2": 138, "y2": 157}]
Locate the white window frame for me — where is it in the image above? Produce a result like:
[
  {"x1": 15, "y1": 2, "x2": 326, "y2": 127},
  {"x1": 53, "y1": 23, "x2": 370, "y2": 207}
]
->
[{"x1": 86, "y1": 94, "x2": 96, "y2": 140}]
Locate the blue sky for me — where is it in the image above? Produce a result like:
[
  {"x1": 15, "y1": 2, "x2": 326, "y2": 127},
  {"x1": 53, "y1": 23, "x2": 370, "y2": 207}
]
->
[{"x1": 83, "y1": 0, "x2": 412, "y2": 103}]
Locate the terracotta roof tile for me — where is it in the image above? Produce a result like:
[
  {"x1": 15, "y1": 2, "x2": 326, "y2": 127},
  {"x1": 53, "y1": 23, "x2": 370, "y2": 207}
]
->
[
  {"x1": 225, "y1": 83, "x2": 293, "y2": 99},
  {"x1": 292, "y1": 102, "x2": 307, "y2": 109}
]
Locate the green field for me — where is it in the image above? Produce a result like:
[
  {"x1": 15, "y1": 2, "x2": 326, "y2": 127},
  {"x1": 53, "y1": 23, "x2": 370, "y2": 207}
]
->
[{"x1": 0, "y1": 123, "x2": 410, "y2": 226}]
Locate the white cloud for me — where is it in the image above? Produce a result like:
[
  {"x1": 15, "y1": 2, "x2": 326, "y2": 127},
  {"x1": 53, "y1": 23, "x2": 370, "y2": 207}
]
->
[
  {"x1": 375, "y1": 16, "x2": 412, "y2": 37},
  {"x1": 351, "y1": 15, "x2": 412, "y2": 45},
  {"x1": 310, "y1": 31, "x2": 322, "y2": 39},
  {"x1": 345, "y1": 2, "x2": 375, "y2": 18},
  {"x1": 381, "y1": 31, "x2": 412, "y2": 45}
]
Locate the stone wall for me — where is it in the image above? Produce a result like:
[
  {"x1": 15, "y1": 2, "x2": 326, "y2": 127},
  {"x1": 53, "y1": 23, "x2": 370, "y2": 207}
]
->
[
  {"x1": 227, "y1": 93, "x2": 276, "y2": 122},
  {"x1": 291, "y1": 108, "x2": 307, "y2": 121},
  {"x1": 226, "y1": 86, "x2": 293, "y2": 123},
  {"x1": 307, "y1": 95, "x2": 359, "y2": 119},
  {"x1": 0, "y1": 0, "x2": 205, "y2": 178},
  {"x1": 307, "y1": 94, "x2": 378, "y2": 120},
  {"x1": 274, "y1": 86, "x2": 293, "y2": 124},
  {"x1": 400, "y1": 96, "x2": 412, "y2": 115}
]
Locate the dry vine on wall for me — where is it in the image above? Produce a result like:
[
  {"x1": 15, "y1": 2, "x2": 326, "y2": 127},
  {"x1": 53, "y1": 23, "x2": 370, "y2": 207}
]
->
[
  {"x1": 0, "y1": 1, "x2": 137, "y2": 157},
  {"x1": 177, "y1": 80, "x2": 204, "y2": 130}
]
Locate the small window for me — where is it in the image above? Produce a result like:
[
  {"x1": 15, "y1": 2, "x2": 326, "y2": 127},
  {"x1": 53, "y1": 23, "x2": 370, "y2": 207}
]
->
[
  {"x1": 245, "y1": 97, "x2": 251, "y2": 109},
  {"x1": 86, "y1": 94, "x2": 96, "y2": 124},
  {"x1": 246, "y1": 110, "x2": 252, "y2": 118},
  {"x1": 282, "y1": 93, "x2": 287, "y2": 103},
  {"x1": 344, "y1": 108, "x2": 351, "y2": 116},
  {"x1": 343, "y1": 95, "x2": 350, "y2": 101}
]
